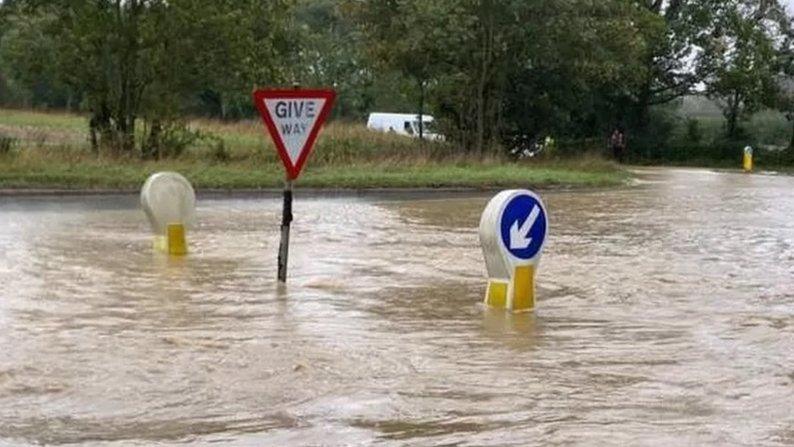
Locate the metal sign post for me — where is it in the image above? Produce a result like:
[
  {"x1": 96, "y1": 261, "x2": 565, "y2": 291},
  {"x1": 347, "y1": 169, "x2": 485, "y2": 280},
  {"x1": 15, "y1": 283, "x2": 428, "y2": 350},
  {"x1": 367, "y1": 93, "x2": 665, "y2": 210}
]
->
[
  {"x1": 277, "y1": 178, "x2": 293, "y2": 282},
  {"x1": 253, "y1": 88, "x2": 335, "y2": 283}
]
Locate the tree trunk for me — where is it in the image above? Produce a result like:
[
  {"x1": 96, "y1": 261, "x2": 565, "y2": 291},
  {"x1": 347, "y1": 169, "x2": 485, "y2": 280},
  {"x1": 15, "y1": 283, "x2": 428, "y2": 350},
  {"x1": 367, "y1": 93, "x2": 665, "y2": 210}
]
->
[
  {"x1": 89, "y1": 116, "x2": 99, "y2": 155},
  {"x1": 789, "y1": 117, "x2": 794, "y2": 151},
  {"x1": 634, "y1": 52, "x2": 656, "y2": 133},
  {"x1": 418, "y1": 78, "x2": 425, "y2": 141},
  {"x1": 144, "y1": 119, "x2": 162, "y2": 160},
  {"x1": 635, "y1": 78, "x2": 652, "y2": 131},
  {"x1": 727, "y1": 111, "x2": 737, "y2": 138},
  {"x1": 89, "y1": 103, "x2": 111, "y2": 155},
  {"x1": 115, "y1": 0, "x2": 141, "y2": 154},
  {"x1": 475, "y1": 6, "x2": 494, "y2": 156},
  {"x1": 726, "y1": 91, "x2": 741, "y2": 138}
]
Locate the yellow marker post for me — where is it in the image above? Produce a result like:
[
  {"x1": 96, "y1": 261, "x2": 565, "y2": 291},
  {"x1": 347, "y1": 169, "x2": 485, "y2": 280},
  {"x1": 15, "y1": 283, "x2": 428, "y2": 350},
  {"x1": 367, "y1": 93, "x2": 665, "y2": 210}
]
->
[
  {"x1": 479, "y1": 190, "x2": 548, "y2": 313},
  {"x1": 743, "y1": 146, "x2": 753, "y2": 173}
]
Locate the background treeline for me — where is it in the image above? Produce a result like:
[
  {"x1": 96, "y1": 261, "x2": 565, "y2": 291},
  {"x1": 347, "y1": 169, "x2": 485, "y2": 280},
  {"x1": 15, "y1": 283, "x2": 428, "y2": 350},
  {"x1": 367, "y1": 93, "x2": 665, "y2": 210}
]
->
[{"x1": 0, "y1": 0, "x2": 792, "y2": 163}]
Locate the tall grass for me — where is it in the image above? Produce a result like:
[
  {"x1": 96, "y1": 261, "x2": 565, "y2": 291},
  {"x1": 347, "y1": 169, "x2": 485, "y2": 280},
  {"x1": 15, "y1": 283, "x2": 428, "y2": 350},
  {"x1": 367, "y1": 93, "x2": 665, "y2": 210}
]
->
[
  {"x1": 1, "y1": 108, "x2": 621, "y2": 167},
  {"x1": 0, "y1": 108, "x2": 626, "y2": 189},
  {"x1": 1, "y1": 109, "x2": 469, "y2": 164}
]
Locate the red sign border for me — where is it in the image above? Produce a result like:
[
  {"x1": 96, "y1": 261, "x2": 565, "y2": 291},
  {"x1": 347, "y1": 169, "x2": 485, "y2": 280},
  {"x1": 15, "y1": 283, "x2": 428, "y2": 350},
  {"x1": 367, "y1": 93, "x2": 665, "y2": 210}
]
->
[{"x1": 253, "y1": 88, "x2": 336, "y2": 180}]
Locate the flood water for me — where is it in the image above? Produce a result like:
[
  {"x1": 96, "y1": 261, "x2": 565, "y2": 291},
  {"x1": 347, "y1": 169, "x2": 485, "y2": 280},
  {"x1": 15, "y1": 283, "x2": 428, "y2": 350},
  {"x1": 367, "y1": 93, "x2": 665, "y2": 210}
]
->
[{"x1": 0, "y1": 168, "x2": 792, "y2": 446}]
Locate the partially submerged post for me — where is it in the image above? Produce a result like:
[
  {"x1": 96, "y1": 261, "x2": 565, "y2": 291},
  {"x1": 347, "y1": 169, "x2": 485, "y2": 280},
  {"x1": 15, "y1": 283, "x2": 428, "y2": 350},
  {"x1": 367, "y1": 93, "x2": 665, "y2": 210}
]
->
[
  {"x1": 479, "y1": 190, "x2": 548, "y2": 312},
  {"x1": 743, "y1": 146, "x2": 753, "y2": 173},
  {"x1": 141, "y1": 172, "x2": 196, "y2": 256},
  {"x1": 252, "y1": 88, "x2": 335, "y2": 283},
  {"x1": 277, "y1": 179, "x2": 293, "y2": 282}
]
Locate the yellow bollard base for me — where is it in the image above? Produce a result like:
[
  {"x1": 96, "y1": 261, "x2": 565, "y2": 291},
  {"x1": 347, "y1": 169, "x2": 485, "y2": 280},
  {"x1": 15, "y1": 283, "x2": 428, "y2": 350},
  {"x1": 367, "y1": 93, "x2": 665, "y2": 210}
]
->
[
  {"x1": 484, "y1": 265, "x2": 535, "y2": 312},
  {"x1": 167, "y1": 223, "x2": 187, "y2": 255},
  {"x1": 153, "y1": 235, "x2": 167, "y2": 252},
  {"x1": 743, "y1": 154, "x2": 753, "y2": 172},
  {"x1": 485, "y1": 279, "x2": 509, "y2": 309},
  {"x1": 512, "y1": 265, "x2": 535, "y2": 312},
  {"x1": 153, "y1": 224, "x2": 188, "y2": 255}
]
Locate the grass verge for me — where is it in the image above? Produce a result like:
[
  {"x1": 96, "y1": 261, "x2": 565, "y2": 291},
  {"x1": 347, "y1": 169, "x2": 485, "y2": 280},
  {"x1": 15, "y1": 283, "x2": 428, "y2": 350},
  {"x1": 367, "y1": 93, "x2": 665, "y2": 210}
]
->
[
  {"x1": 0, "y1": 159, "x2": 628, "y2": 190},
  {"x1": 0, "y1": 108, "x2": 628, "y2": 190}
]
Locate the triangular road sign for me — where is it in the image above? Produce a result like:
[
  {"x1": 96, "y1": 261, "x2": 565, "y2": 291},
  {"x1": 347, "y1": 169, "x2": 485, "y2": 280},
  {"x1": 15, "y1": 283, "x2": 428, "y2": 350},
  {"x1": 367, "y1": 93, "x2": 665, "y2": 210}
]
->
[{"x1": 253, "y1": 88, "x2": 336, "y2": 179}]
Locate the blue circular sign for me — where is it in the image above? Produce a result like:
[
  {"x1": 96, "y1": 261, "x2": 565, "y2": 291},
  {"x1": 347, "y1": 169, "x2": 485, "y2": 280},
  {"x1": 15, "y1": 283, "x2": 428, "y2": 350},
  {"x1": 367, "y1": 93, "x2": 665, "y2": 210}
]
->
[{"x1": 499, "y1": 193, "x2": 547, "y2": 260}]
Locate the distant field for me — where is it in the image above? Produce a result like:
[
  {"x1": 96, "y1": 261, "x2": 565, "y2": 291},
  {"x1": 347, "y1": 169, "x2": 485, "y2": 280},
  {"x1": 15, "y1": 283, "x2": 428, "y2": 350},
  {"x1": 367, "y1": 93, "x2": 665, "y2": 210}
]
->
[{"x1": 0, "y1": 108, "x2": 628, "y2": 190}]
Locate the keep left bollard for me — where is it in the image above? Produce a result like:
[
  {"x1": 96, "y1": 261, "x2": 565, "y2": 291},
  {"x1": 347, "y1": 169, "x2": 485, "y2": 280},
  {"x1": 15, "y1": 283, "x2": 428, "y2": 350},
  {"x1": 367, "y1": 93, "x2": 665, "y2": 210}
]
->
[
  {"x1": 743, "y1": 146, "x2": 753, "y2": 173},
  {"x1": 479, "y1": 190, "x2": 548, "y2": 312},
  {"x1": 141, "y1": 172, "x2": 196, "y2": 256}
]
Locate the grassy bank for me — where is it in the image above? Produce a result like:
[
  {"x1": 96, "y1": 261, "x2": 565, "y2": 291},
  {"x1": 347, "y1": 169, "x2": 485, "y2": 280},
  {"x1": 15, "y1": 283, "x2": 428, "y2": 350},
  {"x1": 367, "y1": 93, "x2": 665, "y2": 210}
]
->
[{"x1": 0, "y1": 108, "x2": 628, "y2": 190}]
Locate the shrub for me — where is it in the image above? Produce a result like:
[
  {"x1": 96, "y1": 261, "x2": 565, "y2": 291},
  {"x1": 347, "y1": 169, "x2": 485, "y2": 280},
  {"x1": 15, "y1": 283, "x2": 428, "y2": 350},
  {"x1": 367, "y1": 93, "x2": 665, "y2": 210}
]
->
[
  {"x1": 209, "y1": 135, "x2": 229, "y2": 162},
  {"x1": 158, "y1": 124, "x2": 202, "y2": 158},
  {"x1": 631, "y1": 106, "x2": 679, "y2": 160},
  {"x1": 0, "y1": 134, "x2": 16, "y2": 155},
  {"x1": 685, "y1": 118, "x2": 702, "y2": 143}
]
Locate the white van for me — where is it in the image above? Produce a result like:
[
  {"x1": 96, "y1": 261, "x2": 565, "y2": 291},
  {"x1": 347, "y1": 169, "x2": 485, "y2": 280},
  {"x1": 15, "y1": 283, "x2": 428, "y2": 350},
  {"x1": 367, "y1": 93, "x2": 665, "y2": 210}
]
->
[{"x1": 366, "y1": 113, "x2": 444, "y2": 141}]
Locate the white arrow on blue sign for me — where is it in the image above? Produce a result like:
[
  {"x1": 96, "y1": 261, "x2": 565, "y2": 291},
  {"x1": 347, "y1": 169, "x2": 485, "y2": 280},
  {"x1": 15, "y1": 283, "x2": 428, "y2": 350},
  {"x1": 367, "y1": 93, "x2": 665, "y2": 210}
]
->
[{"x1": 499, "y1": 192, "x2": 547, "y2": 260}]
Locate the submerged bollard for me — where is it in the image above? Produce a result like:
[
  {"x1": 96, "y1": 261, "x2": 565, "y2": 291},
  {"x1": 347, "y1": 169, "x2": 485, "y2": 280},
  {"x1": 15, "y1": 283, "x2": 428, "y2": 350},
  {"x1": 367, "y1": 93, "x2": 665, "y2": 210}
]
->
[
  {"x1": 141, "y1": 172, "x2": 196, "y2": 256},
  {"x1": 479, "y1": 190, "x2": 548, "y2": 312},
  {"x1": 743, "y1": 146, "x2": 753, "y2": 173}
]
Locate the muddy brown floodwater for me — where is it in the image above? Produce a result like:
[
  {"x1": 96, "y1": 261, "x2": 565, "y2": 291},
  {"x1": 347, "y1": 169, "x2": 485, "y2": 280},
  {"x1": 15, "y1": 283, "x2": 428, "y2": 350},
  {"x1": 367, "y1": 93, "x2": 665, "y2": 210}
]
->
[{"x1": 0, "y1": 168, "x2": 792, "y2": 446}]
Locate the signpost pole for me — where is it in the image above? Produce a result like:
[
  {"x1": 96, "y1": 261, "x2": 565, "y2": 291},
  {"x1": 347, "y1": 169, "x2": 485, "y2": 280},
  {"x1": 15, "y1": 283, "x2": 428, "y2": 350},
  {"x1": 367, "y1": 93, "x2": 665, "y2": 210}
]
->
[{"x1": 277, "y1": 178, "x2": 293, "y2": 282}]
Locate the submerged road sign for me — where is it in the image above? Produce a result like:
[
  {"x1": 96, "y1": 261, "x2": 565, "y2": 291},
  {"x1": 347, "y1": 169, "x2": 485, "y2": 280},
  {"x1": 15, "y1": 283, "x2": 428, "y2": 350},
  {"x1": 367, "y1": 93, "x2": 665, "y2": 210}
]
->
[
  {"x1": 253, "y1": 89, "x2": 336, "y2": 179},
  {"x1": 479, "y1": 190, "x2": 548, "y2": 312}
]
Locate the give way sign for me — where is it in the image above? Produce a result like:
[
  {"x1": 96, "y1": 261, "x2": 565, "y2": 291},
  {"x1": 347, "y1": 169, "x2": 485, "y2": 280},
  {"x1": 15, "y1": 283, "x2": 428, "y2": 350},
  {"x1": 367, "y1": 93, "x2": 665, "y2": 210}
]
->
[{"x1": 253, "y1": 89, "x2": 336, "y2": 179}]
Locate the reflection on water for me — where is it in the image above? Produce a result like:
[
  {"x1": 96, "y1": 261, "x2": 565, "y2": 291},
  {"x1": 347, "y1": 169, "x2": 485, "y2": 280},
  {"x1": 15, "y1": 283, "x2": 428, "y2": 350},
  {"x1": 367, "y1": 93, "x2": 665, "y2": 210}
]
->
[{"x1": 0, "y1": 168, "x2": 793, "y2": 446}]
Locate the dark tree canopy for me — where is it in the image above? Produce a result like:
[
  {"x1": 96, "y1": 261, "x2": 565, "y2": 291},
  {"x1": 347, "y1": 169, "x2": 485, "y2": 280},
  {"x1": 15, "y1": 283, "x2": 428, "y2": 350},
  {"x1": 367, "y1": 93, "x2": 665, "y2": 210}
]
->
[{"x1": 0, "y1": 0, "x2": 791, "y2": 155}]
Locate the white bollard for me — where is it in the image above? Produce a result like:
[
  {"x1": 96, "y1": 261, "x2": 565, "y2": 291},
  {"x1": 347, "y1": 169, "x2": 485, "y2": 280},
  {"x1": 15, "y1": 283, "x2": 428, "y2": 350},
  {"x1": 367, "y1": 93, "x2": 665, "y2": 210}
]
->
[
  {"x1": 140, "y1": 172, "x2": 196, "y2": 255},
  {"x1": 479, "y1": 190, "x2": 548, "y2": 312}
]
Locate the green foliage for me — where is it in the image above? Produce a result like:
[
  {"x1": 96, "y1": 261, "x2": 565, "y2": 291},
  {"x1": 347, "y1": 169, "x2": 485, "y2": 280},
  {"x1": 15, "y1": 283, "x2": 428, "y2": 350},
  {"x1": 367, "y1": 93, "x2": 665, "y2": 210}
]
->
[
  {"x1": 0, "y1": 133, "x2": 16, "y2": 155},
  {"x1": 1, "y1": 0, "x2": 293, "y2": 155},
  {"x1": 0, "y1": 108, "x2": 626, "y2": 189},
  {"x1": 630, "y1": 105, "x2": 680, "y2": 159},
  {"x1": 0, "y1": 11, "x2": 76, "y2": 108},
  {"x1": 1, "y1": 0, "x2": 793, "y2": 165},
  {"x1": 686, "y1": 118, "x2": 702, "y2": 143},
  {"x1": 156, "y1": 125, "x2": 201, "y2": 159},
  {"x1": 209, "y1": 136, "x2": 230, "y2": 163},
  {"x1": 631, "y1": 1, "x2": 727, "y2": 107},
  {"x1": 352, "y1": 0, "x2": 653, "y2": 154},
  {"x1": 704, "y1": 0, "x2": 788, "y2": 137}
]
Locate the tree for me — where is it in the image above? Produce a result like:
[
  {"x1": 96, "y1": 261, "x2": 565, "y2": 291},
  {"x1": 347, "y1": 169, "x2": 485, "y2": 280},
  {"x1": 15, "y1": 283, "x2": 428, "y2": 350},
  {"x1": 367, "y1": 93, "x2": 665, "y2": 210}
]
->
[
  {"x1": 444, "y1": 0, "x2": 518, "y2": 154},
  {"x1": 773, "y1": 8, "x2": 794, "y2": 151},
  {"x1": 778, "y1": 77, "x2": 794, "y2": 150},
  {"x1": 4, "y1": 0, "x2": 293, "y2": 155},
  {"x1": 436, "y1": 0, "x2": 649, "y2": 153},
  {"x1": 0, "y1": 6, "x2": 78, "y2": 108},
  {"x1": 499, "y1": 0, "x2": 649, "y2": 142},
  {"x1": 292, "y1": 0, "x2": 374, "y2": 120},
  {"x1": 353, "y1": 0, "x2": 651, "y2": 154},
  {"x1": 352, "y1": 0, "x2": 468, "y2": 141},
  {"x1": 627, "y1": 0, "x2": 727, "y2": 128},
  {"x1": 705, "y1": 0, "x2": 787, "y2": 138}
]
